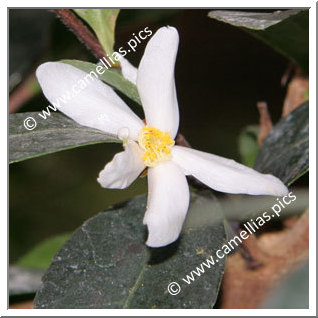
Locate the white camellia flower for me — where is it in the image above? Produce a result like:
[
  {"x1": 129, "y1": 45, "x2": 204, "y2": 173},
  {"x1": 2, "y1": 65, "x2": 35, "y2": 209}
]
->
[{"x1": 36, "y1": 26, "x2": 288, "y2": 248}]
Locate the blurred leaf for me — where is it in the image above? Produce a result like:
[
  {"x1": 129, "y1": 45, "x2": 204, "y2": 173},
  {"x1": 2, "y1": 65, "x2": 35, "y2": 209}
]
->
[
  {"x1": 73, "y1": 9, "x2": 119, "y2": 55},
  {"x1": 17, "y1": 234, "x2": 70, "y2": 270},
  {"x1": 63, "y1": 59, "x2": 141, "y2": 105},
  {"x1": 34, "y1": 193, "x2": 226, "y2": 309},
  {"x1": 221, "y1": 189, "x2": 308, "y2": 221},
  {"x1": 254, "y1": 101, "x2": 308, "y2": 186},
  {"x1": 238, "y1": 125, "x2": 259, "y2": 167},
  {"x1": 9, "y1": 266, "x2": 44, "y2": 296},
  {"x1": 262, "y1": 261, "x2": 309, "y2": 308},
  {"x1": 9, "y1": 112, "x2": 119, "y2": 164},
  {"x1": 208, "y1": 9, "x2": 309, "y2": 72}
]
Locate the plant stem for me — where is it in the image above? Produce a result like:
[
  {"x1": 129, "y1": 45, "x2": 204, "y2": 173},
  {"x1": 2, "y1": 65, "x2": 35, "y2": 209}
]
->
[{"x1": 52, "y1": 9, "x2": 120, "y2": 68}]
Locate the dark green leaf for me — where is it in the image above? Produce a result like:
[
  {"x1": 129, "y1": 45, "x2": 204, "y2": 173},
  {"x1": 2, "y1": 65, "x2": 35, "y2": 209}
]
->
[
  {"x1": 238, "y1": 125, "x2": 259, "y2": 167},
  {"x1": 208, "y1": 9, "x2": 309, "y2": 72},
  {"x1": 62, "y1": 59, "x2": 141, "y2": 105},
  {"x1": 73, "y1": 9, "x2": 119, "y2": 55},
  {"x1": 17, "y1": 233, "x2": 70, "y2": 270},
  {"x1": 254, "y1": 102, "x2": 309, "y2": 185},
  {"x1": 9, "y1": 112, "x2": 119, "y2": 164},
  {"x1": 34, "y1": 193, "x2": 226, "y2": 309}
]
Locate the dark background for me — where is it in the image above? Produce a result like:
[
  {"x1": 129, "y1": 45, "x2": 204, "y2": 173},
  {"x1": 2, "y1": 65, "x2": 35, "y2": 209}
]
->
[{"x1": 9, "y1": 9, "x2": 290, "y2": 262}]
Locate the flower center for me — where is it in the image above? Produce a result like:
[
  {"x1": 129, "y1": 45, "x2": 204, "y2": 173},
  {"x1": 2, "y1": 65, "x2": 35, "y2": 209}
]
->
[{"x1": 138, "y1": 127, "x2": 175, "y2": 167}]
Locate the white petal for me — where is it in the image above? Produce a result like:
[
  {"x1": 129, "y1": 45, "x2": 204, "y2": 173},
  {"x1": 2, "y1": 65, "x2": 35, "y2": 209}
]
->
[
  {"x1": 120, "y1": 57, "x2": 137, "y2": 84},
  {"x1": 137, "y1": 26, "x2": 180, "y2": 138},
  {"x1": 144, "y1": 161, "x2": 190, "y2": 247},
  {"x1": 36, "y1": 62, "x2": 144, "y2": 140},
  {"x1": 172, "y1": 146, "x2": 288, "y2": 196},
  {"x1": 97, "y1": 140, "x2": 145, "y2": 189}
]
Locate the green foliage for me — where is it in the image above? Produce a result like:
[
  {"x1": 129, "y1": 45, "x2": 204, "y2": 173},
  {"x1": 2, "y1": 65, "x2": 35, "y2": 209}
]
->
[
  {"x1": 74, "y1": 9, "x2": 120, "y2": 55},
  {"x1": 254, "y1": 102, "x2": 309, "y2": 186},
  {"x1": 62, "y1": 59, "x2": 141, "y2": 105},
  {"x1": 9, "y1": 112, "x2": 119, "y2": 164},
  {"x1": 17, "y1": 234, "x2": 70, "y2": 270},
  {"x1": 238, "y1": 125, "x2": 259, "y2": 167},
  {"x1": 208, "y1": 9, "x2": 309, "y2": 72},
  {"x1": 34, "y1": 193, "x2": 226, "y2": 309}
]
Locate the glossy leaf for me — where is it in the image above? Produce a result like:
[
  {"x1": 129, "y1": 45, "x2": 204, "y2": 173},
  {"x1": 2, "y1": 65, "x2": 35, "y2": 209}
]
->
[
  {"x1": 74, "y1": 9, "x2": 119, "y2": 55},
  {"x1": 208, "y1": 9, "x2": 309, "y2": 72},
  {"x1": 254, "y1": 102, "x2": 309, "y2": 185},
  {"x1": 34, "y1": 193, "x2": 226, "y2": 309},
  {"x1": 9, "y1": 112, "x2": 119, "y2": 164},
  {"x1": 17, "y1": 233, "x2": 70, "y2": 270},
  {"x1": 62, "y1": 59, "x2": 141, "y2": 105}
]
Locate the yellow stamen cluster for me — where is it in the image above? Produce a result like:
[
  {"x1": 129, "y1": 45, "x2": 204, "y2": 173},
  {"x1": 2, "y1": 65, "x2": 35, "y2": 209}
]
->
[{"x1": 138, "y1": 127, "x2": 175, "y2": 167}]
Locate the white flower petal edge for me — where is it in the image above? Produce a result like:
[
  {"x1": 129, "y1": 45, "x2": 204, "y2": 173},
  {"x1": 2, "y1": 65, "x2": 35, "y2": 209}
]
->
[
  {"x1": 97, "y1": 140, "x2": 145, "y2": 189},
  {"x1": 172, "y1": 146, "x2": 288, "y2": 196},
  {"x1": 120, "y1": 57, "x2": 138, "y2": 85},
  {"x1": 137, "y1": 26, "x2": 180, "y2": 138},
  {"x1": 36, "y1": 62, "x2": 144, "y2": 140},
  {"x1": 143, "y1": 161, "x2": 190, "y2": 247}
]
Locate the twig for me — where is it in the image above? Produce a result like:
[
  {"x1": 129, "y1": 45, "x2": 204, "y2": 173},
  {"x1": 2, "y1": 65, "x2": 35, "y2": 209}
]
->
[
  {"x1": 281, "y1": 66, "x2": 309, "y2": 118},
  {"x1": 231, "y1": 222, "x2": 263, "y2": 269},
  {"x1": 52, "y1": 9, "x2": 120, "y2": 68},
  {"x1": 281, "y1": 62, "x2": 295, "y2": 87},
  {"x1": 238, "y1": 236, "x2": 263, "y2": 270},
  {"x1": 175, "y1": 133, "x2": 192, "y2": 148},
  {"x1": 257, "y1": 101, "x2": 273, "y2": 147},
  {"x1": 9, "y1": 73, "x2": 39, "y2": 113}
]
